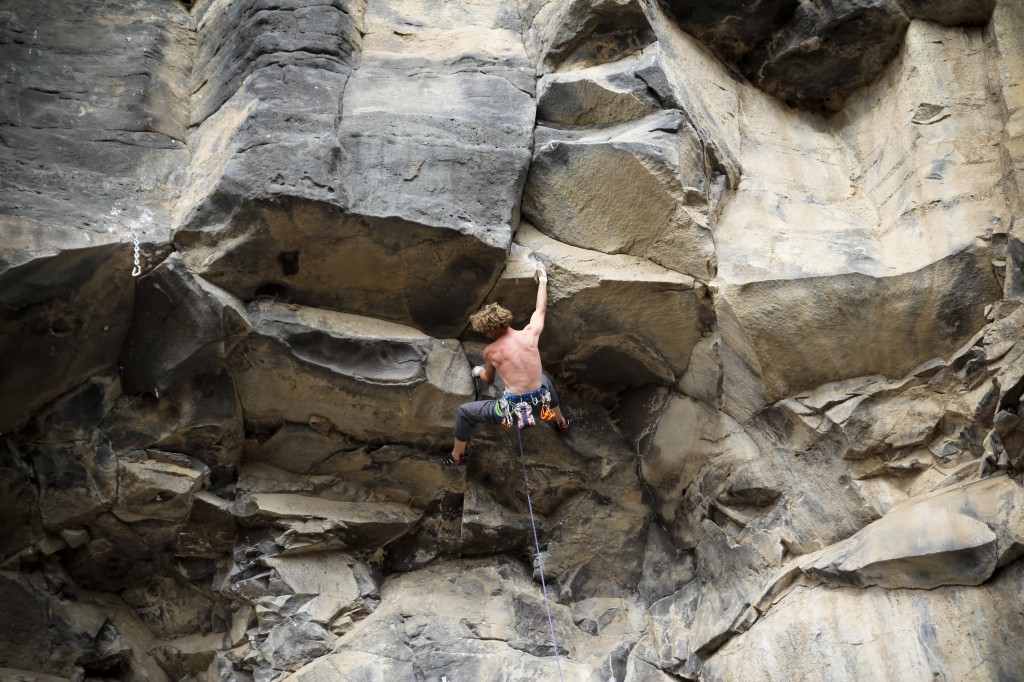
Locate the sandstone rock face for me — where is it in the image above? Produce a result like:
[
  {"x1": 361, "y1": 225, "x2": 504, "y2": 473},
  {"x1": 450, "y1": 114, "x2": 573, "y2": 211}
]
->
[
  {"x1": 175, "y1": 0, "x2": 533, "y2": 338},
  {"x1": 708, "y1": 18, "x2": 1007, "y2": 419},
  {"x1": 702, "y1": 558, "x2": 1024, "y2": 682},
  {"x1": 526, "y1": 111, "x2": 717, "y2": 279},
  {"x1": 231, "y1": 301, "x2": 473, "y2": 446},
  {"x1": 2, "y1": 0, "x2": 1024, "y2": 681}
]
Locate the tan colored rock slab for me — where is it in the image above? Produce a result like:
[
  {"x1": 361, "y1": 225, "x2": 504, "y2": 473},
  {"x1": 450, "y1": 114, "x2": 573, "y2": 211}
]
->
[
  {"x1": 263, "y1": 553, "x2": 366, "y2": 626},
  {"x1": 230, "y1": 301, "x2": 473, "y2": 445},
  {"x1": 113, "y1": 456, "x2": 204, "y2": 524},
  {"x1": 703, "y1": 559, "x2": 1024, "y2": 682},
  {"x1": 248, "y1": 493, "x2": 419, "y2": 550},
  {"x1": 805, "y1": 476, "x2": 1024, "y2": 589},
  {"x1": 524, "y1": 111, "x2": 715, "y2": 280}
]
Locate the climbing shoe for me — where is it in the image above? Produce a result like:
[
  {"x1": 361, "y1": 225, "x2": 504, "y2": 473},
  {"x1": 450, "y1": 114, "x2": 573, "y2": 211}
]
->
[{"x1": 442, "y1": 453, "x2": 467, "y2": 466}]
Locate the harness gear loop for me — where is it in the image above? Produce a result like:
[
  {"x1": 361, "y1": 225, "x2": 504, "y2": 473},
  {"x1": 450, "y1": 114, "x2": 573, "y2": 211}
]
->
[
  {"x1": 512, "y1": 417, "x2": 565, "y2": 682},
  {"x1": 502, "y1": 387, "x2": 554, "y2": 429},
  {"x1": 498, "y1": 397, "x2": 513, "y2": 429}
]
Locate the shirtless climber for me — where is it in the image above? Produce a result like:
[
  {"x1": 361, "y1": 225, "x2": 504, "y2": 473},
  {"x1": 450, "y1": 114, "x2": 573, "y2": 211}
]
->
[{"x1": 444, "y1": 260, "x2": 570, "y2": 466}]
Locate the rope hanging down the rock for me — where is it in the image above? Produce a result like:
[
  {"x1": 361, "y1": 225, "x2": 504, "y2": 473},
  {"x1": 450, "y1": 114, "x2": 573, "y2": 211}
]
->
[{"x1": 512, "y1": 421, "x2": 565, "y2": 682}]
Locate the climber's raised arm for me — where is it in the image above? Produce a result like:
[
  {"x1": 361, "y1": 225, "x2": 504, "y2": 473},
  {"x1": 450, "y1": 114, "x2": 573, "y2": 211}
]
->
[{"x1": 526, "y1": 261, "x2": 547, "y2": 336}]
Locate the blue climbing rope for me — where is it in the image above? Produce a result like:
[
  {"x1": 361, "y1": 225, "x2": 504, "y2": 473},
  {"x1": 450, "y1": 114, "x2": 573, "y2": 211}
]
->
[{"x1": 513, "y1": 419, "x2": 565, "y2": 682}]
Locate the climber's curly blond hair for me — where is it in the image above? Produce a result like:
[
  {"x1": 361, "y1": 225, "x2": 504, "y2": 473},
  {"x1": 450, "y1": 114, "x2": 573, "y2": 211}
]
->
[{"x1": 469, "y1": 302, "x2": 513, "y2": 335}]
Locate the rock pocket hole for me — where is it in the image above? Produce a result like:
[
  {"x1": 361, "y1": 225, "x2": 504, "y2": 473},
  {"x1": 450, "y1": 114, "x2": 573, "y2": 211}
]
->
[
  {"x1": 255, "y1": 282, "x2": 291, "y2": 299},
  {"x1": 277, "y1": 250, "x2": 300, "y2": 276},
  {"x1": 49, "y1": 315, "x2": 80, "y2": 335}
]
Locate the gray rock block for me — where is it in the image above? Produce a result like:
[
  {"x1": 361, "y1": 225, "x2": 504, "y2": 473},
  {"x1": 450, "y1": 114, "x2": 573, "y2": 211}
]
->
[
  {"x1": 24, "y1": 435, "x2": 118, "y2": 530},
  {"x1": 525, "y1": 111, "x2": 716, "y2": 280},
  {"x1": 537, "y1": 47, "x2": 666, "y2": 126},
  {"x1": 120, "y1": 253, "x2": 250, "y2": 396},
  {"x1": 190, "y1": 0, "x2": 364, "y2": 128},
  {"x1": 896, "y1": 0, "x2": 996, "y2": 26},
  {"x1": 659, "y1": 0, "x2": 910, "y2": 111},
  {"x1": 744, "y1": 0, "x2": 910, "y2": 111},
  {"x1": 521, "y1": 0, "x2": 656, "y2": 74},
  {"x1": 657, "y1": 0, "x2": 796, "y2": 57},
  {"x1": 0, "y1": 237, "x2": 135, "y2": 433},
  {"x1": 177, "y1": 0, "x2": 536, "y2": 338}
]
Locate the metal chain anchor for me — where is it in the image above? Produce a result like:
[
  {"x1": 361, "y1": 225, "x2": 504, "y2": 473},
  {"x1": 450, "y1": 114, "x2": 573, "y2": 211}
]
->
[{"x1": 130, "y1": 228, "x2": 142, "y2": 277}]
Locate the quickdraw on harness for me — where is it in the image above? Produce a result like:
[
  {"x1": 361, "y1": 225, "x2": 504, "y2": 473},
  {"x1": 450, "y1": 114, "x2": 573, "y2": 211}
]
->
[
  {"x1": 498, "y1": 387, "x2": 557, "y2": 430},
  {"x1": 505, "y1": 386, "x2": 565, "y2": 682}
]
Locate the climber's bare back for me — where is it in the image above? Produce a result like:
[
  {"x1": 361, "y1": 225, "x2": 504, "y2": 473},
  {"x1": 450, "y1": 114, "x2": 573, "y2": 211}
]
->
[{"x1": 484, "y1": 326, "x2": 543, "y2": 394}]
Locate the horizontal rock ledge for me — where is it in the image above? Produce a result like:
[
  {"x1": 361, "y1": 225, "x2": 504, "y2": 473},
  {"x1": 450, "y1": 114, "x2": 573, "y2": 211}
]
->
[{"x1": 231, "y1": 300, "x2": 473, "y2": 445}]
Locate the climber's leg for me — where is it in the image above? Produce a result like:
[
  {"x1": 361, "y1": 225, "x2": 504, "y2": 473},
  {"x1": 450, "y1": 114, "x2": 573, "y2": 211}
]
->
[
  {"x1": 447, "y1": 399, "x2": 500, "y2": 463},
  {"x1": 541, "y1": 375, "x2": 570, "y2": 430}
]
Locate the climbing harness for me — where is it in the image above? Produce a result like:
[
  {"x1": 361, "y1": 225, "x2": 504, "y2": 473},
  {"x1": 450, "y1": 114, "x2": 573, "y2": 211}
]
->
[
  {"x1": 511, "y1": 406, "x2": 565, "y2": 682},
  {"x1": 129, "y1": 227, "x2": 142, "y2": 277},
  {"x1": 499, "y1": 387, "x2": 556, "y2": 430}
]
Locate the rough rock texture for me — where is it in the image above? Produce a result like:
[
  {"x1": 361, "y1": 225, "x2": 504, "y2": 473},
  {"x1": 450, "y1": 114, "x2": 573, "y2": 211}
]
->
[
  {"x1": 230, "y1": 301, "x2": 473, "y2": 446},
  {"x1": 2, "y1": 0, "x2": 1024, "y2": 681},
  {"x1": 174, "y1": 0, "x2": 533, "y2": 338},
  {"x1": 703, "y1": 558, "x2": 1024, "y2": 682},
  {"x1": 487, "y1": 225, "x2": 708, "y2": 391},
  {"x1": 709, "y1": 17, "x2": 1008, "y2": 419},
  {"x1": 898, "y1": 0, "x2": 997, "y2": 26},
  {"x1": 525, "y1": 110, "x2": 717, "y2": 280},
  {"x1": 0, "y1": 0, "x2": 189, "y2": 433},
  {"x1": 658, "y1": 0, "x2": 919, "y2": 112}
]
